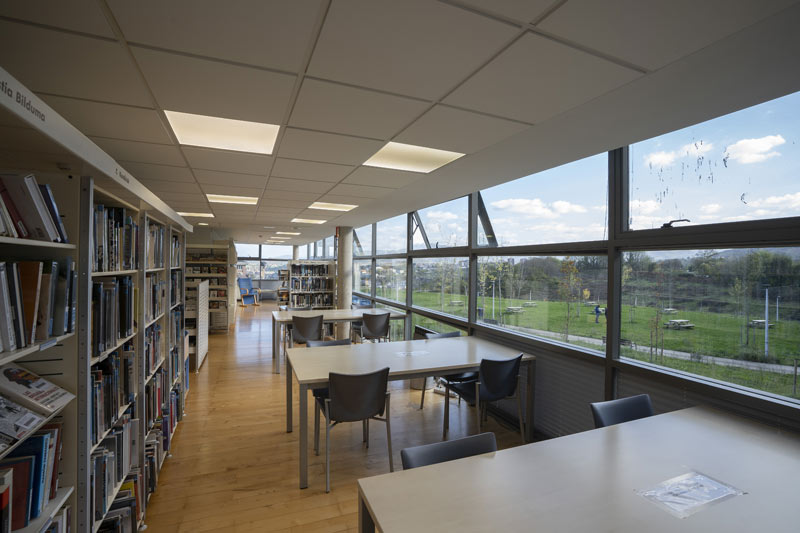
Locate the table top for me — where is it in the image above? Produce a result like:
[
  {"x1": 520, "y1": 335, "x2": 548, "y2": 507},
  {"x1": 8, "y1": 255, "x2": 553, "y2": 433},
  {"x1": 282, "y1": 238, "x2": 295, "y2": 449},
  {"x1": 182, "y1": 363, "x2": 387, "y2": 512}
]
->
[
  {"x1": 358, "y1": 406, "x2": 800, "y2": 532},
  {"x1": 272, "y1": 308, "x2": 405, "y2": 323},
  {"x1": 287, "y1": 336, "x2": 532, "y2": 386}
]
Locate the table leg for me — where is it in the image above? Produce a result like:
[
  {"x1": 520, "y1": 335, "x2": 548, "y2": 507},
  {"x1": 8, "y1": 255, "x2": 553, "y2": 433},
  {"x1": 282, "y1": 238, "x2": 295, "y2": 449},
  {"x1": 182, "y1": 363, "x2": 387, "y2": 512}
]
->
[
  {"x1": 286, "y1": 357, "x2": 293, "y2": 433},
  {"x1": 526, "y1": 359, "x2": 535, "y2": 443},
  {"x1": 272, "y1": 319, "x2": 280, "y2": 374},
  {"x1": 299, "y1": 383, "x2": 308, "y2": 489},
  {"x1": 358, "y1": 490, "x2": 376, "y2": 533}
]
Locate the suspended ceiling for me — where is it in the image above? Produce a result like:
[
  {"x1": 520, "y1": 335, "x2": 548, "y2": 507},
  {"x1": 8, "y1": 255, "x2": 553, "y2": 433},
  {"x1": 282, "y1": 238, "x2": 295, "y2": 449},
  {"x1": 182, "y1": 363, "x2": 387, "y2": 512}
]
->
[{"x1": 0, "y1": 0, "x2": 799, "y2": 245}]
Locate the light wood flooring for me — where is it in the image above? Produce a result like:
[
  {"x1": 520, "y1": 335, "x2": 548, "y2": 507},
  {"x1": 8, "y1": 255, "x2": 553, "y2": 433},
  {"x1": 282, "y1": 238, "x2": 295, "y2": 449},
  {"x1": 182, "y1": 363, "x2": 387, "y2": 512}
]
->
[{"x1": 144, "y1": 303, "x2": 524, "y2": 532}]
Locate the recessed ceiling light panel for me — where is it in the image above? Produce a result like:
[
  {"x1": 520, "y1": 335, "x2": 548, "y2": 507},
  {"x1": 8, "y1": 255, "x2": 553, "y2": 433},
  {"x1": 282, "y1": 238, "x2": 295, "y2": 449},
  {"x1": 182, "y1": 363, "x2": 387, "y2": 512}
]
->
[
  {"x1": 308, "y1": 202, "x2": 358, "y2": 212},
  {"x1": 364, "y1": 141, "x2": 464, "y2": 173},
  {"x1": 206, "y1": 194, "x2": 258, "y2": 205},
  {"x1": 165, "y1": 110, "x2": 279, "y2": 154},
  {"x1": 271, "y1": 236, "x2": 291, "y2": 240},
  {"x1": 177, "y1": 212, "x2": 214, "y2": 218},
  {"x1": 292, "y1": 218, "x2": 327, "y2": 224},
  {"x1": 197, "y1": 222, "x2": 209, "y2": 226},
  {"x1": 276, "y1": 231, "x2": 301, "y2": 235}
]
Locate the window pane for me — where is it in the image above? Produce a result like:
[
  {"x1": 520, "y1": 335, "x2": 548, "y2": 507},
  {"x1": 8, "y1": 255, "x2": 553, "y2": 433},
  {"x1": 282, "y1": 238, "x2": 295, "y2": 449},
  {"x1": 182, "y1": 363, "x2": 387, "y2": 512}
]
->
[
  {"x1": 480, "y1": 154, "x2": 608, "y2": 246},
  {"x1": 477, "y1": 255, "x2": 608, "y2": 352},
  {"x1": 315, "y1": 240, "x2": 324, "y2": 258},
  {"x1": 353, "y1": 259, "x2": 371, "y2": 295},
  {"x1": 234, "y1": 242, "x2": 259, "y2": 258},
  {"x1": 327, "y1": 235, "x2": 335, "y2": 258},
  {"x1": 260, "y1": 260, "x2": 287, "y2": 280},
  {"x1": 411, "y1": 313, "x2": 464, "y2": 337},
  {"x1": 236, "y1": 260, "x2": 260, "y2": 279},
  {"x1": 376, "y1": 258, "x2": 407, "y2": 303},
  {"x1": 261, "y1": 245, "x2": 293, "y2": 259},
  {"x1": 354, "y1": 225, "x2": 372, "y2": 256},
  {"x1": 376, "y1": 303, "x2": 406, "y2": 341},
  {"x1": 629, "y1": 91, "x2": 800, "y2": 229},
  {"x1": 413, "y1": 197, "x2": 468, "y2": 249},
  {"x1": 412, "y1": 257, "x2": 468, "y2": 319},
  {"x1": 376, "y1": 215, "x2": 407, "y2": 255},
  {"x1": 620, "y1": 247, "x2": 800, "y2": 402},
  {"x1": 296, "y1": 245, "x2": 308, "y2": 260}
]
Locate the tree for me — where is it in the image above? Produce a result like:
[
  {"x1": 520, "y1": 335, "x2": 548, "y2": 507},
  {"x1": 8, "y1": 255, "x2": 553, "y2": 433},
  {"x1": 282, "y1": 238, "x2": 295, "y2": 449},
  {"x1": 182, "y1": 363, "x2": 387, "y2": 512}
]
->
[{"x1": 558, "y1": 257, "x2": 581, "y2": 341}]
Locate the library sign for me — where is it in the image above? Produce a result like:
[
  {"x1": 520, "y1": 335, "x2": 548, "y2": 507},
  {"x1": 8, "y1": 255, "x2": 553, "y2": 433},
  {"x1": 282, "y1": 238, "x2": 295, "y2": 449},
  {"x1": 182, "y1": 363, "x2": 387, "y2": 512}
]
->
[{"x1": 0, "y1": 78, "x2": 47, "y2": 123}]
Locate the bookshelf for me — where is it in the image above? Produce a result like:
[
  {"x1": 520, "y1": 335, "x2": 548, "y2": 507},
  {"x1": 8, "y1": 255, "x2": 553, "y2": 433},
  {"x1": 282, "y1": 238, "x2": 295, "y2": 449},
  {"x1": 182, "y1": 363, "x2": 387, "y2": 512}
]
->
[
  {"x1": 186, "y1": 244, "x2": 233, "y2": 332},
  {"x1": 0, "y1": 66, "x2": 192, "y2": 531},
  {"x1": 277, "y1": 268, "x2": 289, "y2": 307},
  {"x1": 288, "y1": 260, "x2": 337, "y2": 309},
  {"x1": 185, "y1": 280, "x2": 209, "y2": 373}
]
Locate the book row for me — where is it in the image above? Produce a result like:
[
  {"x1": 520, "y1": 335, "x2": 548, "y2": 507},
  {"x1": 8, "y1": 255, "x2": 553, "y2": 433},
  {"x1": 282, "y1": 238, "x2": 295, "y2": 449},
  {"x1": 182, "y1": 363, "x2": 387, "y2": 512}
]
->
[
  {"x1": 0, "y1": 175, "x2": 68, "y2": 244},
  {"x1": 145, "y1": 225, "x2": 164, "y2": 270},
  {"x1": 186, "y1": 265, "x2": 225, "y2": 274},
  {"x1": 91, "y1": 417, "x2": 137, "y2": 525},
  {"x1": 93, "y1": 205, "x2": 139, "y2": 273},
  {"x1": 143, "y1": 327, "x2": 162, "y2": 381},
  {"x1": 289, "y1": 293, "x2": 335, "y2": 308},
  {"x1": 91, "y1": 277, "x2": 135, "y2": 358},
  {"x1": 92, "y1": 350, "x2": 135, "y2": 447},
  {"x1": 290, "y1": 263, "x2": 331, "y2": 276},
  {"x1": 144, "y1": 275, "x2": 165, "y2": 325},
  {"x1": 169, "y1": 234, "x2": 181, "y2": 269},
  {"x1": 290, "y1": 277, "x2": 333, "y2": 291}
]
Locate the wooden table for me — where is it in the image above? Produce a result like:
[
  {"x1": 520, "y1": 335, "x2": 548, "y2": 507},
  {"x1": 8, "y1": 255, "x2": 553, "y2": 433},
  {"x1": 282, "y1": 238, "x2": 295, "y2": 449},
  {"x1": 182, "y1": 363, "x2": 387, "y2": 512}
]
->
[
  {"x1": 357, "y1": 406, "x2": 800, "y2": 532},
  {"x1": 271, "y1": 308, "x2": 405, "y2": 373},
  {"x1": 286, "y1": 336, "x2": 535, "y2": 489}
]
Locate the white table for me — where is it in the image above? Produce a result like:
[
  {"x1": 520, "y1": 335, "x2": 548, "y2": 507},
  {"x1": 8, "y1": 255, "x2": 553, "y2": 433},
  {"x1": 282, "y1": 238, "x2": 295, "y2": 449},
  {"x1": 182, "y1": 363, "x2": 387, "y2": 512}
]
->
[
  {"x1": 271, "y1": 308, "x2": 405, "y2": 373},
  {"x1": 357, "y1": 406, "x2": 800, "y2": 532},
  {"x1": 286, "y1": 336, "x2": 535, "y2": 489}
]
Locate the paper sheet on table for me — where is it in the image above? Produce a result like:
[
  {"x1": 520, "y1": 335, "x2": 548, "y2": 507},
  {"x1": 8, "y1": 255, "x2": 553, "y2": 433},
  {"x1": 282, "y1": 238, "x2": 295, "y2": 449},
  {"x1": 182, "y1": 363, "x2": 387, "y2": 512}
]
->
[{"x1": 637, "y1": 471, "x2": 744, "y2": 518}]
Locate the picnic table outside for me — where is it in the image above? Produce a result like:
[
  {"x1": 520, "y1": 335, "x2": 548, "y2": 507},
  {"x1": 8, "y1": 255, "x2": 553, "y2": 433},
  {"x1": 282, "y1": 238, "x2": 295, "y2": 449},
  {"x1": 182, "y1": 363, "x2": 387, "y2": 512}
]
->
[
  {"x1": 522, "y1": 301, "x2": 537, "y2": 307},
  {"x1": 505, "y1": 306, "x2": 524, "y2": 314},
  {"x1": 449, "y1": 300, "x2": 464, "y2": 306},
  {"x1": 665, "y1": 319, "x2": 695, "y2": 330},
  {"x1": 748, "y1": 320, "x2": 775, "y2": 329}
]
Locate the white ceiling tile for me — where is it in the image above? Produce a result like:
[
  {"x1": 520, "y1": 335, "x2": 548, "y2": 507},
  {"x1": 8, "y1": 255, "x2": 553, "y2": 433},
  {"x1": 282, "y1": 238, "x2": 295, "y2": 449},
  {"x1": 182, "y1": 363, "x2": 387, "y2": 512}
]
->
[
  {"x1": 182, "y1": 147, "x2": 270, "y2": 175},
  {"x1": 259, "y1": 198, "x2": 312, "y2": 209},
  {"x1": 271, "y1": 158, "x2": 354, "y2": 183},
  {"x1": 139, "y1": 179, "x2": 203, "y2": 194},
  {"x1": 261, "y1": 190, "x2": 321, "y2": 202},
  {"x1": 254, "y1": 206, "x2": 303, "y2": 215},
  {"x1": 395, "y1": 105, "x2": 529, "y2": 153},
  {"x1": 455, "y1": 0, "x2": 555, "y2": 23},
  {"x1": 132, "y1": 47, "x2": 295, "y2": 123},
  {"x1": 156, "y1": 192, "x2": 208, "y2": 204},
  {"x1": 326, "y1": 183, "x2": 393, "y2": 199},
  {"x1": 294, "y1": 209, "x2": 345, "y2": 220},
  {"x1": 200, "y1": 184, "x2": 263, "y2": 196},
  {"x1": 194, "y1": 169, "x2": 268, "y2": 189},
  {"x1": 342, "y1": 167, "x2": 424, "y2": 188},
  {"x1": 0, "y1": 0, "x2": 115, "y2": 37},
  {"x1": 0, "y1": 21, "x2": 152, "y2": 106},
  {"x1": 119, "y1": 161, "x2": 194, "y2": 183},
  {"x1": 91, "y1": 137, "x2": 185, "y2": 167},
  {"x1": 266, "y1": 177, "x2": 334, "y2": 193},
  {"x1": 318, "y1": 194, "x2": 371, "y2": 206},
  {"x1": 290, "y1": 79, "x2": 429, "y2": 139},
  {"x1": 42, "y1": 95, "x2": 172, "y2": 143},
  {"x1": 277, "y1": 128, "x2": 383, "y2": 165},
  {"x1": 444, "y1": 33, "x2": 641, "y2": 123},
  {"x1": 307, "y1": 0, "x2": 518, "y2": 99},
  {"x1": 210, "y1": 204, "x2": 258, "y2": 214},
  {"x1": 108, "y1": 0, "x2": 323, "y2": 71},
  {"x1": 539, "y1": 0, "x2": 797, "y2": 70}
]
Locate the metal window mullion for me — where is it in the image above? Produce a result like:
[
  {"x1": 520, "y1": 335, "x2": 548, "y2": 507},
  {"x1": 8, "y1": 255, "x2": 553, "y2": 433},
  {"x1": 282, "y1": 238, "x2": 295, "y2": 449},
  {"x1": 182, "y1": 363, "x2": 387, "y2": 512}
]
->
[
  {"x1": 468, "y1": 193, "x2": 479, "y2": 331},
  {"x1": 605, "y1": 147, "x2": 627, "y2": 400}
]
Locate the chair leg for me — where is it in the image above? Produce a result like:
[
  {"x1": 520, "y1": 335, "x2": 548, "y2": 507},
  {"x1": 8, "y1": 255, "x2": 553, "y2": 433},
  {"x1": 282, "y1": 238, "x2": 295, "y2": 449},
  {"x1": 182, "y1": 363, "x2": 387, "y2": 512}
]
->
[
  {"x1": 325, "y1": 422, "x2": 331, "y2": 493},
  {"x1": 385, "y1": 393, "x2": 393, "y2": 472},
  {"x1": 314, "y1": 402, "x2": 320, "y2": 456},
  {"x1": 475, "y1": 382, "x2": 481, "y2": 434},
  {"x1": 516, "y1": 392, "x2": 526, "y2": 444},
  {"x1": 365, "y1": 419, "x2": 369, "y2": 448},
  {"x1": 362, "y1": 419, "x2": 367, "y2": 443},
  {"x1": 442, "y1": 383, "x2": 450, "y2": 440},
  {"x1": 419, "y1": 377, "x2": 426, "y2": 410}
]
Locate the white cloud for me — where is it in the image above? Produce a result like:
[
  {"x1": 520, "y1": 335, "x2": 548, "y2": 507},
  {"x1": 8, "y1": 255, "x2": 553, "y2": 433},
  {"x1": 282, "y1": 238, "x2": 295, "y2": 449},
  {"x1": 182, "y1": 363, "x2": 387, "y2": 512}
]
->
[
  {"x1": 752, "y1": 209, "x2": 775, "y2": 217},
  {"x1": 629, "y1": 214, "x2": 663, "y2": 229},
  {"x1": 644, "y1": 141, "x2": 714, "y2": 168},
  {"x1": 645, "y1": 150, "x2": 677, "y2": 167},
  {"x1": 698, "y1": 215, "x2": 719, "y2": 221},
  {"x1": 490, "y1": 198, "x2": 556, "y2": 218},
  {"x1": 426, "y1": 210, "x2": 458, "y2": 221},
  {"x1": 552, "y1": 200, "x2": 587, "y2": 214},
  {"x1": 721, "y1": 215, "x2": 751, "y2": 222},
  {"x1": 749, "y1": 191, "x2": 800, "y2": 210},
  {"x1": 725, "y1": 134, "x2": 785, "y2": 164},
  {"x1": 680, "y1": 141, "x2": 713, "y2": 158},
  {"x1": 629, "y1": 199, "x2": 660, "y2": 215},
  {"x1": 700, "y1": 203, "x2": 721, "y2": 214},
  {"x1": 591, "y1": 205, "x2": 606, "y2": 212}
]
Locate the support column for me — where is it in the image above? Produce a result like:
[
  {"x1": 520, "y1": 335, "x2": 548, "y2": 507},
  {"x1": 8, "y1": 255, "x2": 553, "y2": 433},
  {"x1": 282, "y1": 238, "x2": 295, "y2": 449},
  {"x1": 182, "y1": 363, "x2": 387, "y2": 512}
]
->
[
  {"x1": 292, "y1": 245, "x2": 300, "y2": 260},
  {"x1": 336, "y1": 227, "x2": 353, "y2": 338}
]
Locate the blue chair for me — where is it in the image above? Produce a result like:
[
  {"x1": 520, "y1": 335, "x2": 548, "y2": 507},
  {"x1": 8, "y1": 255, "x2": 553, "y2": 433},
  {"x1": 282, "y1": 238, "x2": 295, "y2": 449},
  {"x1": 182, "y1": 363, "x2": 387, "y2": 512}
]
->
[{"x1": 238, "y1": 277, "x2": 261, "y2": 306}]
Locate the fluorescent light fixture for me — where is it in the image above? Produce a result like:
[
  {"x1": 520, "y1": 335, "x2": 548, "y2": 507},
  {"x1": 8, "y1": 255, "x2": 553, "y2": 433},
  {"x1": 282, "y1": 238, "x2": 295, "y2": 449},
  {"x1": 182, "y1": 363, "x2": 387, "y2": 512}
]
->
[
  {"x1": 364, "y1": 141, "x2": 464, "y2": 173},
  {"x1": 164, "y1": 110, "x2": 279, "y2": 154},
  {"x1": 276, "y1": 231, "x2": 301, "y2": 235},
  {"x1": 206, "y1": 194, "x2": 258, "y2": 205},
  {"x1": 271, "y1": 237, "x2": 291, "y2": 240},
  {"x1": 291, "y1": 218, "x2": 327, "y2": 224},
  {"x1": 263, "y1": 226, "x2": 275, "y2": 229},
  {"x1": 197, "y1": 222, "x2": 209, "y2": 226},
  {"x1": 177, "y1": 212, "x2": 214, "y2": 218},
  {"x1": 308, "y1": 201, "x2": 357, "y2": 212}
]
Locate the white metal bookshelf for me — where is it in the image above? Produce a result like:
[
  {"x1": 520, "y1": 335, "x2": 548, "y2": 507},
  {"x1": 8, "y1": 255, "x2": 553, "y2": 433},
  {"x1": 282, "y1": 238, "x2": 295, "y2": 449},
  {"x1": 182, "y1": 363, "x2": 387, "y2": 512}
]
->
[
  {"x1": 185, "y1": 243, "x2": 233, "y2": 332},
  {"x1": 287, "y1": 260, "x2": 337, "y2": 309},
  {"x1": 0, "y1": 66, "x2": 192, "y2": 531}
]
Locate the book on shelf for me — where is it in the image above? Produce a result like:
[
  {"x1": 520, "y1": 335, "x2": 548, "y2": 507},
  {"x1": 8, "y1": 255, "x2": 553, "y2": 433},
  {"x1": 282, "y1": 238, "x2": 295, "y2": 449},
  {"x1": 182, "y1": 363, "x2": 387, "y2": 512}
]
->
[
  {"x1": 51, "y1": 258, "x2": 74, "y2": 337},
  {"x1": 39, "y1": 504, "x2": 70, "y2": 533},
  {"x1": 38, "y1": 184, "x2": 68, "y2": 244},
  {"x1": 0, "y1": 190, "x2": 22, "y2": 239},
  {"x1": 17, "y1": 261, "x2": 43, "y2": 346},
  {"x1": 170, "y1": 234, "x2": 182, "y2": 267},
  {"x1": 0, "y1": 364, "x2": 75, "y2": 415},
  {"x1": 0, "y1": 468, "x2": 10, "y2": 533},
  {"x1": 146, "y1": 223, "x2": 164, "y2": 270},
  {"x1": 5, "y1": 427, "x2": 60, "y2": 521},
  {"x1": 91, "y1": 418, "x2": 138, "y2": 524},
  {"x1": 0, "y1": 175, "x2": 62, "y2": 243},
  {"x1": 93, "y1": 205, "x2": 139, "y2": 273},
  {"x1": 0, "y1": 395, "x2": 44, "y2": 452},
  {"x1": 144, "y1": 274, "x2": 165, "y2": 324},
  {"x1": 91, "y1": 276, "x2": 134, "y2": 357},
  {"x1": 144, "y1": 326, "x2": 162, "y2": 379},
  {"x1": 170, "y1": 270, "x2": 182, "y2": 307},
  {"x1": 0, "y1": 264, "x2": 17, "y2": 353},
  {"x1": 4, "y1": 263, "x2": 25, "y2": 350},
  {"x1": 0, "y1": 455, "x2": 33, "y2": 530},
  {"x1": 91, "y1": 348, "x2": 135, "y2": 446},
  {"x1": 34, "y1": 261, "x2": 58, "y2": 343}
]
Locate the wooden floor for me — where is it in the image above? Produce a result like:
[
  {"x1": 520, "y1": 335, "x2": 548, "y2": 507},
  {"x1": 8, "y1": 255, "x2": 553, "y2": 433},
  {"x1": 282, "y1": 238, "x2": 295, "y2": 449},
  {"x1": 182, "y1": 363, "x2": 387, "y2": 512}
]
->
[{"x1": 145, "y1": 303, "x2": 524, "y2": 532}]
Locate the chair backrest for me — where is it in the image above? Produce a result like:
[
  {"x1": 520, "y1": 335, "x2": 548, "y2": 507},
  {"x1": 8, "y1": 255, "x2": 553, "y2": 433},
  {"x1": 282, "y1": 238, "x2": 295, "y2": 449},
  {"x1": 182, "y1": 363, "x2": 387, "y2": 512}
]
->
[
  {"x1": 400, "y1": 433, "x2": 497, "y2": 470},
  {"x1": 361, "y1": 312, "x2": 390, "y2": 338},
  {"x1": 590, "y1": 394, "x2": 654, "y2": 428},
  {"x1": 306, "y1": 339, "x2": 351, "y2": 348},
  {"x1": 413, "y1": 325, "x2": 437, "y2": 340},
  {"x1": 479, "y1": 354, "x2": 523, "y2": 401},
  {"x1": 328, "y1": 367, "x2": 389, "y2": 422},
  {"x1": 238, "y1": 277, "x2": 253, "y2": 290},
  {"x1": 291, "y1": 315, "x2": 324, "y2": 344},
  {"x1": 425, "y1": 331, "x2": 461, "y2": 340}
]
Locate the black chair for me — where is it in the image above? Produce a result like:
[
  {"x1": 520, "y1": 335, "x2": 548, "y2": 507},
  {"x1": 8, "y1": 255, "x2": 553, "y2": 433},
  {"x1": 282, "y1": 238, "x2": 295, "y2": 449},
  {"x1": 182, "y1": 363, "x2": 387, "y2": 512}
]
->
[
  {"x1": 283, "y1": 306, "x2": 313, "y2": 354},
  {"x1": 360, "y1": 312, "x2": 390, "y2": 343},
  {"x1": 590, "y1": 394, "x2": 654, "y2": 428},
  {"x1": 306, "y1": 339, "x2": 352, "y2": 401},
  {"x1": 314, "y1": 367, "x2": 393, "y2": 492},
  {"x1": 400, "y1": 432, "x2": 497, "y2": 470},
  {"x1": 350, "y1": 303, "x2": 373, "y2": 342},
  {"x1": 449, "y1": 355, "x2": 525, "y2": 444},
  {"x1": 290, "y1": 314, "x2": 324, "y2": 347},
  {"x1": 419, "y1": 331, "x2": 477, "y2": 410}
]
